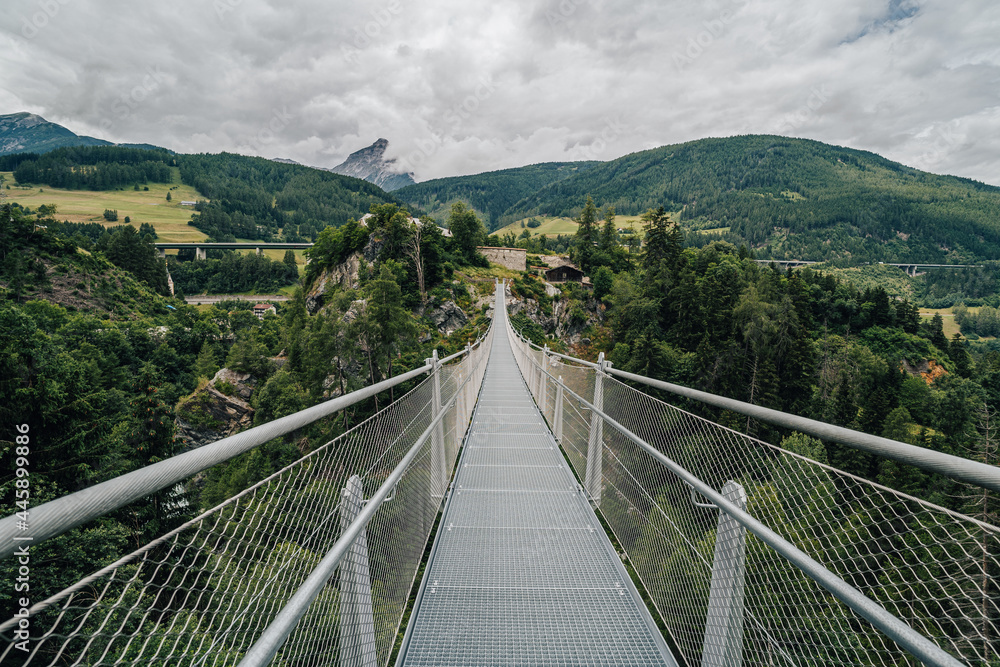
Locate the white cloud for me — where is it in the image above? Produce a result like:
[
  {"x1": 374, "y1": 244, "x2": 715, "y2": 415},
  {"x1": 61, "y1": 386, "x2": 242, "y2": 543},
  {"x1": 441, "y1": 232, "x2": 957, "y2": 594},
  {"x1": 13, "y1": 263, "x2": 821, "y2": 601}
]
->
[{"x1": 0, "y1": 0, "x2": 998, "y2": 184}]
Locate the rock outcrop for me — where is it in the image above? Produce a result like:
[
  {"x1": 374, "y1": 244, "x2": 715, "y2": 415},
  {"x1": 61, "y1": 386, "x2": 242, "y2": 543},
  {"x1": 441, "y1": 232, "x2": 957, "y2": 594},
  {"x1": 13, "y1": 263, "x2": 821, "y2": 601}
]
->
[
  {"x1": 505, "y1": 283, "x2": 604, "y2": 345},
  {"x1": 305, "y1": 235, "x2": 384, "y2": 314},
  {"x1": 174, "y1": 369, "x2": 258, "y2": 452},
  {"x1": 902, "y1": 358, "x2": 948, "y2": 385},
  {"x1": 424, "y1": 300, "x2": 469, "y2": 335}
]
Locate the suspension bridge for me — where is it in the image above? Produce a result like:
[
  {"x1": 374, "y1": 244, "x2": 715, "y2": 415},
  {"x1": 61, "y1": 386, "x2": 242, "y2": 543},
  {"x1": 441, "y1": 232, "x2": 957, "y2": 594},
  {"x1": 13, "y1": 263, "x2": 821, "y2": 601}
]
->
[{"x1": 2, "y1": 282, "x2": 999, "y2": 666}]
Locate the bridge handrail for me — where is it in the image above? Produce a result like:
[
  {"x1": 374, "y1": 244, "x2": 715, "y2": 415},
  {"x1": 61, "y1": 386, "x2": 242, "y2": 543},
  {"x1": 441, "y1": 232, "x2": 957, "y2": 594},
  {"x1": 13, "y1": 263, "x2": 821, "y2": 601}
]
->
[
  {"x1": 507, "y1": 319, "x2": 966, "y2": 667},
  {"x1": 0, "y1": 338, "x2": 486, "y2": 560},
  {"x1": 514, "y1": 334, "x2": 1000, "y2": 494},
  {"x1": 235, "y1": 340, "x2": 489, "y2": 667}
]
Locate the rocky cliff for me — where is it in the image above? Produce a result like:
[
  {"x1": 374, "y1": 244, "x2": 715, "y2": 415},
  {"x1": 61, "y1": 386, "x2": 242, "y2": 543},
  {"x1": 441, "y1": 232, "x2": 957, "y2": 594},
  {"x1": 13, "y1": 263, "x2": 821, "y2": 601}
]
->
[
  {"x1": 305, "y1": 233, "x2": 385, "y2": 313},
  {"x1": 505, "y1": 283, "x2": 605, "y2": 346},
  {"x1": 174, "y1": 369, "x2": 258, "y2": 451},
  {"x1": 330, "y1": 138, "x2": 416, "y2": 192}
]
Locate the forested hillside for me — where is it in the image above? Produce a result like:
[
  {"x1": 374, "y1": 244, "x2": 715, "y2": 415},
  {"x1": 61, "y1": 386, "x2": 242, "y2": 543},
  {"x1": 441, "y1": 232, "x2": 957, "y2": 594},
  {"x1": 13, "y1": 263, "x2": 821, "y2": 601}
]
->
[
  {"x1": 4, "y1": 148, "x2": 411, "y2": 244},
  {"x1": 0, "y1": 199, "x2": 493, "y2": 656},
  {"x1": 0, "y1": 145, "x2": 174, "y2": 190},
  {"x1": 178, "y1": 153, "x2": 408, "y2": 242},
  {"x1": 420, "y1": 136, "x2": 1000, "y2": 263},
  {"x1": 395, "y1": 161, "x2": 598, "y2": 229},
  {"x1": 508, "y1": 199, "x2": 998, "y2": 523}
]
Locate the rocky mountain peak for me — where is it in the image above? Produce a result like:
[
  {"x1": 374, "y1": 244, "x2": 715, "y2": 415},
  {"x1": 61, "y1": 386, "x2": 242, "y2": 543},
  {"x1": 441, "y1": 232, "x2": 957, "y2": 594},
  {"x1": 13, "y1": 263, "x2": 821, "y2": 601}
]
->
[{"x1": 330, "y1": 138, "x2": 416, "y2": 192}]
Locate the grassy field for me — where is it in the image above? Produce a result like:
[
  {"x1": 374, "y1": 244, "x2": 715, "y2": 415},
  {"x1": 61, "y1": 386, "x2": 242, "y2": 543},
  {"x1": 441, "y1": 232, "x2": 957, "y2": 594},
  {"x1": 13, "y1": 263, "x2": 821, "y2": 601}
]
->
[
  {"x1": 2, "y1": 168, "x2": 209, "y2": 243},
  {"x1": 2, "y1": 170, "x2": 313, "y2": 270},
  {"x1": 494, "y1": 214, "x2": 661, "y2": 239},
  {"x1": 919, "y1": 307, "x2": 966, "y2": 339}
]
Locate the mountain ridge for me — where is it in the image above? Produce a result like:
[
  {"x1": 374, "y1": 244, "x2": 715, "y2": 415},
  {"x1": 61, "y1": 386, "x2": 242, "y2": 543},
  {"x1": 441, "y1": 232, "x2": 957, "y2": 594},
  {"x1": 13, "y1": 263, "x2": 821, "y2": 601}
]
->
[
  {"x1": 329, "y1": 138, "x2": 416, "y2": 192},
  {"x1": 0, "y1": 112, "x2": 173, "y2": 156},
  {"x1": 405, "y1": 135, "x2": 1000, "y2": 263},
  {"x1": 395, "y1": 160, "x2": 600, "y2": 227},
  {"x1": 0, "y1": 112, "x2": 112, "y2": 155}
]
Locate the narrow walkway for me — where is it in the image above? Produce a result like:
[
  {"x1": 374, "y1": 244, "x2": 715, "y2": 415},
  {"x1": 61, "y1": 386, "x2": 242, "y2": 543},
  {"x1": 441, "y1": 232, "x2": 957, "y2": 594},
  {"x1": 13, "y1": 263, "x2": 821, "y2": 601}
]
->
[{"x1": 397, "y1": 301, "x2": 675, "y2": 666}]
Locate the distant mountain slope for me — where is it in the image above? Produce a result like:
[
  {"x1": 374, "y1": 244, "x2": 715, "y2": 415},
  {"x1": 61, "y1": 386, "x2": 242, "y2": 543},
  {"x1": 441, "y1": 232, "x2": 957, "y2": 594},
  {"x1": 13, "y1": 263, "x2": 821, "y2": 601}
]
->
[
  {"x1": 452, "y1": 136, "x2": 1000, "y2": 263},
  {"x1": 0, "y1": 112, "x2": 172, "y2": 155},
  {"x1": 178, "y1": 152, "x2": 409, "y2": 241},
  {"x1": 330, "y1": 138, "x2": 415, "y2": 192},
  {"x1": 395, "y1": 161, "x2": 599, "y2": 229},
  {"x1": 0, "y1": 112, "x2": 111, "y2": 155}
]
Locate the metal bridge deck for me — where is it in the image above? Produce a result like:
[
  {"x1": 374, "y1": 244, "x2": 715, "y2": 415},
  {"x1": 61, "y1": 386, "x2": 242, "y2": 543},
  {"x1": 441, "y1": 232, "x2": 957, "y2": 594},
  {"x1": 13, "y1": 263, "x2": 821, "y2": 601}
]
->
[{"x1": 397, "y1": 307, "x2": 675, "y2": 666}]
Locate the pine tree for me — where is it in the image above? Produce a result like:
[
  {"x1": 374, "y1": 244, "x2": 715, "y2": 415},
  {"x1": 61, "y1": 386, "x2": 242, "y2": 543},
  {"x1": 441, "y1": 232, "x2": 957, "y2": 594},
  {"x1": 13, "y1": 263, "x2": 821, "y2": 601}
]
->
[
  {"x1": 194, "y1": 341, "x2": 220, "y2": 380},
  {"x1": 447, "y1": 202, "x2": 485, "y2": 264},
  {"x1": 951, "y1": 333, "x2": 972, "y2": 378},
  {"x1": 930, "y1": 313, "x2": 949, "y2": 351},
  {"x1": 353, "y1": 263, "x2": 416, "y2": 405},
  {"x1": 641, "y1": 207, "x2": 681, "y2": 271},
  {"x1": 574, "y1": 196, "x2": 598, "y2": 272},
  {"x1": 599, "y1": 206, "x2": 617, "y2": 253},
  {"x1": 126, "y1": 363, "x2": 176, "y2": 462}
]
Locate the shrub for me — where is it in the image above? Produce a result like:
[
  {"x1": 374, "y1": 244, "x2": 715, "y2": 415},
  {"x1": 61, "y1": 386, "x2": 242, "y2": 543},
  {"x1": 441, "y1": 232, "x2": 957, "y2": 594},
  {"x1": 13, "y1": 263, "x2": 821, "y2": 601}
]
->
[{"x1": 215, "y1": 380, "x2": 236, "y2": 396}]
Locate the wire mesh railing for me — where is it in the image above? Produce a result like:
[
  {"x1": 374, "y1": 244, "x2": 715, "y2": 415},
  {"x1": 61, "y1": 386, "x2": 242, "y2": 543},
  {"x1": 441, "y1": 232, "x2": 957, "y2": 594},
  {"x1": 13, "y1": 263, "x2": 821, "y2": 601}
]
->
[
  {"x1": 1, "y1": 299, "x2": 494, "y2": 666},
  {"x1": 507, "y1": 304, "x2": 999, "y2": 667}
]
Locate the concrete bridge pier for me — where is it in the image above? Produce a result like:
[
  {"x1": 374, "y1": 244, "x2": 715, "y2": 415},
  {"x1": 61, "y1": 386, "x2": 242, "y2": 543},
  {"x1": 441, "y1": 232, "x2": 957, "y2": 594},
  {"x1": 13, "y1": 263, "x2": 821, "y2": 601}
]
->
[{"x1": 196, "y1": 247, "x2": 207, "y2": 261}]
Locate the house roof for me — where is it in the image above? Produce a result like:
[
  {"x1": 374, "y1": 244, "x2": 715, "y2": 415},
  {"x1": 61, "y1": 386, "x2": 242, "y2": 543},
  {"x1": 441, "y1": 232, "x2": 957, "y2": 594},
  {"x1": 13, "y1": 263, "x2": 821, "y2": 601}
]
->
[
  {"x1": 544, "y1": 262, "x2": 583, "y2": 274},
  {"x1": 541, "y1": 255, "x2": 573, "y2": 268}
]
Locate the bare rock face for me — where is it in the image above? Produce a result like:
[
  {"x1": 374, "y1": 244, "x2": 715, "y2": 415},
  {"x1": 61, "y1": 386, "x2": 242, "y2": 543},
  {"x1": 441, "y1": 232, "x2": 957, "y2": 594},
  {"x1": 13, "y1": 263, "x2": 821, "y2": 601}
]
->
[
  {"x1": 304, "y1": 235, "x2": 384, "y2": 314},
  {"x1": 329, "y1": 138, "x2": 416, "y2": 191},
  {"x1": 306, "y1": 254, "x2": 364, "y2": 313},
  {"x1": 174, "y1": 369, "x2": 258, "y2": 452},
  {"x1": 425, "y1": 300, "x2": 469, "y2": 335},
  {"x1": 507, "y1": 285, "x2": 604, "y2": 346}
]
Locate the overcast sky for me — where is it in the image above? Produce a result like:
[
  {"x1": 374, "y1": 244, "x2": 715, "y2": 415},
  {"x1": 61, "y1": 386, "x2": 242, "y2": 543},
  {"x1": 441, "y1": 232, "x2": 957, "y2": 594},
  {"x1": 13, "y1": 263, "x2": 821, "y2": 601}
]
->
[{"x1": 1, "y1": 0, "x2": 998, "y2": 185}]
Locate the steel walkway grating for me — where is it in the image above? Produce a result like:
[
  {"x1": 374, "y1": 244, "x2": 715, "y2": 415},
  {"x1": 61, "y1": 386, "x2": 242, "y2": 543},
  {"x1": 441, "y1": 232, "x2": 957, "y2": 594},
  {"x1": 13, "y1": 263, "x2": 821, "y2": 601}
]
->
[{"x1": 397, "y1": 303, "x2": 676, "y2": 666}]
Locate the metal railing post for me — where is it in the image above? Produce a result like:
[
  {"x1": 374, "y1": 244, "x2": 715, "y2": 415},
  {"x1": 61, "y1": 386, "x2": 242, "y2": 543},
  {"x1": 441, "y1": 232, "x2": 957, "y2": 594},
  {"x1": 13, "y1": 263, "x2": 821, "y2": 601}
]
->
[
  {"x1": 456, "y1": 370, "x2": 466, "y2": 431},
  {"x1": 339, "y1": 475, "x2": 377, "y2": 667},
  {"x1": 464, "y1": 343, "x2": 473, "y2": 428},
  {"x1": 585, "y1": 352, "x2": 607, "y2": 502},
  {"x1": 702, "y1": 481, "x2": 747, "y2": 667},
  {"x1": 554, "y1": 375, "x2": 564, "y2": 442},
  {"x1": 428, "y1": 350, "x2": 446, "y2": 497},
  {"x1": 540, "y1": 345, "x2": 549, "y2": 417},
  {"x1": 529, "y1": 349, "x2": 538, "y2": 399}
]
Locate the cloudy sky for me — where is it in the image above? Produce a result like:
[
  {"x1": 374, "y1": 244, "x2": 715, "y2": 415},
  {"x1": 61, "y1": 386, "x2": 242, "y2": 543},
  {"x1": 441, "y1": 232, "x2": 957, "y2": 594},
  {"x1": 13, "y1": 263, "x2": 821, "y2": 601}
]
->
[{"x1": 1, "y1": 0, "x2": 999, "y2": 184}]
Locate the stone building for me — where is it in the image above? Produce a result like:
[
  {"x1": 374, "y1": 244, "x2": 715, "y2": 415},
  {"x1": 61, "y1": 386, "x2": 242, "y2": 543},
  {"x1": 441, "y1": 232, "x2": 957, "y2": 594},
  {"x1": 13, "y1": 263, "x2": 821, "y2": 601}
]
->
[{"x1": 478, "y1": 246, "x2": 527, "y2": 271}]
